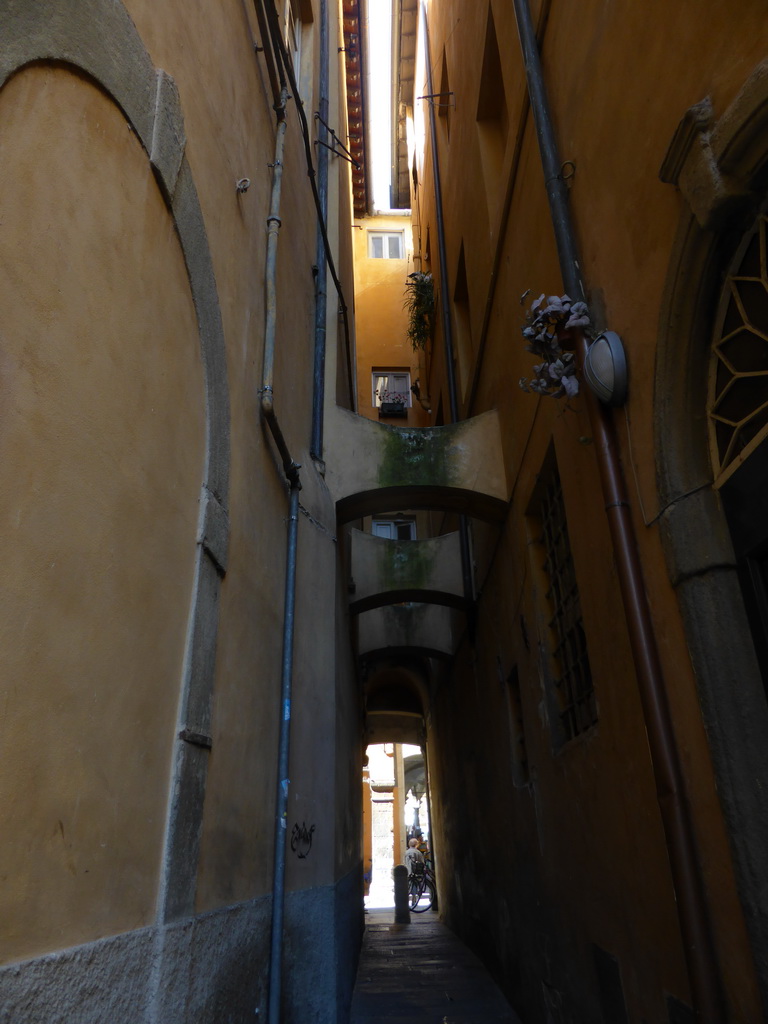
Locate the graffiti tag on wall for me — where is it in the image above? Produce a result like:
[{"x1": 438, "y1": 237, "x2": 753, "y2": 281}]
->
[{"x1": 290, "y1": 822, "x2": 316, "y2": 858}]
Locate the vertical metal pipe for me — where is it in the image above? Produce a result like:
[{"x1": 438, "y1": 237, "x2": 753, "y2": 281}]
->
[
  {"x1": 261, "y1": 79, "x2": 302, "y2": 1023},
  {"x1": 267, "y1": 481, "x2": 300, "y2": 1024},
  {"x1": 262, "y1": 93, "x2": 288, "y2": 411},
  {"x1": 264, "y1": 0, "x2": 356, "y2": 413},
  {"x1": 511, "y1": 1, "x2": 726, "y2": 1019},
  {"x1": 420, "y1": 1, "x2": 457, "y2": 422},
  {"x1": 261, "y1": 90, "x2": 301, "y2": 484},
  {"x1": 310, "y1": 0, "x2": 329, "y2": 461},
  {"x1": 419, "y1": 0, "x2": 475, "y2": 617}
]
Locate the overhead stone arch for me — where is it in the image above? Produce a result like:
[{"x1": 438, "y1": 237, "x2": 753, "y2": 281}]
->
[
  {"x1": 0, "y1": 0, "x2": 230, "y2": 924},
  {"x1": 363, "y1": 659, "x2": 431, "y2": 746},
  {"x1": 656, "y1": 59, "x2": 768, "y2": 1005},
  {"x1": 348, "y1": 529, "x2": 465, "y2": 614},
  {"x1": 327, "y1": 406, "x2": 510, "y2": 523},
  {"x1": 357, "y1": 603, "x2": 456, "y2": 662}
]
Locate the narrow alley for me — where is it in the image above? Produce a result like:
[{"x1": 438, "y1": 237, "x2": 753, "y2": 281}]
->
[
  {"x1": 350, "y1": 909, "x2": 524, "y2": 1023},
  {"x1": 0, "y1": 1, "x2": 767, "y2": 1023}
]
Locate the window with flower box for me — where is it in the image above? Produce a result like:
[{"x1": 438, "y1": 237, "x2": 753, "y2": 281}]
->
[{"x1": 372, "y1": 370, "x2": 411, "y2": 417}]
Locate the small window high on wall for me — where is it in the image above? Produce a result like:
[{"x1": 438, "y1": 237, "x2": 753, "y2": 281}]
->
[
  {"x1": 284, "y1": 0, "x2": 301, "y2": 75},
  {"x1": 368, "y1": 231, "x2": 404, "y2": 259},
  {"x1": 371, "y1": 518, "x2": 416, "y2": 541},
  {"x1": 372, "y1": 370, "x2": 411, "y2": 409},
  {"x1": 281, "y1": 0, "x2": 313, "y2": 99}
]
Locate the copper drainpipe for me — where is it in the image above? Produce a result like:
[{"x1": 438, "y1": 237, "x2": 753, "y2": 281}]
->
[{"x1": 511, "y1": 0, "x2": 726, "y2": 1019}]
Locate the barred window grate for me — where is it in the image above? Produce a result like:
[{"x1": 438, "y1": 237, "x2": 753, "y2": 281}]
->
[
  {"x1": 709, "y1": 211, "x2": 768, "y2": 484},
  {"x1": 539, "y1": 465, "x2": 596, "y2": 742}
]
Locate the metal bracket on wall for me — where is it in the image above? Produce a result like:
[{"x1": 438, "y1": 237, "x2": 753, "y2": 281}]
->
[
  {"x1": 179, "y1": 728, "x2": 213, "y2": 750},
  {"x1": 417, "y1": 91, "x2": 455, "y2": 109},
  {"x1": 314, "y1": 113, "x2": 360, "y2": 167}
]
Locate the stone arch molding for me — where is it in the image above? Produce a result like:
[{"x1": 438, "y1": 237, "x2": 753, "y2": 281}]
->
[
  {"x1": 656, "y1": 58, "x2": 768, "y2": 1006},
  {"x1": 0, "y1": 0, "x2": 230, "y2": 921}
]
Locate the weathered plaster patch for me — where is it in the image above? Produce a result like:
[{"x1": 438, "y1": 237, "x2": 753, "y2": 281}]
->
[{"x1": 377, "y1": 423, "x2": 454, "y2": 489}]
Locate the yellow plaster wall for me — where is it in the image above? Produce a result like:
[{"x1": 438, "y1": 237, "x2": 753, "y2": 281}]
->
[
  {"x1": 353, "y1": 214, "x2": 431, "y2": 427},
  {"x1": 0, "y1": 0, "x2": 362, "y2": 966},
  {"x1": 120, "y1": 0, "x2": 355, "y2": 909},
  {"x1": 412, "y1": 0, "x2": 767, "y2": 1019},
  {"x1": 0, "y1": 66, "x2": 204, "y2": 959}
]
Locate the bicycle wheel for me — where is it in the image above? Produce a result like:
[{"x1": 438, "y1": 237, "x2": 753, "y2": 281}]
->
[
  {"x1": 408, "y1": 873, "x2": 425, "y2": 910},
  {"x1": 409, "y1": 876, "x2": 435, "y2": 913}
]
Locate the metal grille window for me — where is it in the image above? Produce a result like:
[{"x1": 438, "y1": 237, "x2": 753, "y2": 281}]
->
[
  {"x1": 536, "y1": 455, "x2": 596, "y2": 743},
  {"x1": 714, "y1": 207, "x2": 768, "y2": 688},
  {"x1": 709, "y1": 210, "x2": 768, "y2": 484}
]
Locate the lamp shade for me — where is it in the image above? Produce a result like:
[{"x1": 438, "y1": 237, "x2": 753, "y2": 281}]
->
[{"x1": 584, "y1": 331, "x2": 628, "y2": 407}]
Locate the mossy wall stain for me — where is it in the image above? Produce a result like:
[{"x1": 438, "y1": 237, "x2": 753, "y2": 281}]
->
[
  {"x1": 376, "y1": 424, "x2": 459, "y2": 490},
  {"x1": 376, "y1": 536, "x2": 439, "y2": 592},
  {"x1": 382, "y1": 602, "x2": 429, "y2": 645}
]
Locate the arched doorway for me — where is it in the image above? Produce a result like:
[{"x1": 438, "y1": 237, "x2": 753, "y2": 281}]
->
[
  {"x1": 361, "y1": 661, "x2": 435, "y2": 909},
  {"x1": 656, "y1": 68, "x2": 768, "y2": 1004}
]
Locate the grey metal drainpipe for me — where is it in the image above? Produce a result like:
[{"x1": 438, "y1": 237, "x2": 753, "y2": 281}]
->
[
  {"x1": 261, "y1": 90, "x2": 302, "y2": 488},
  {"x1": 419, "y1": 0, "x2": 475, "y2": 624},
  {"x1": 260, "y1": 85, "x2": 302, "y2": 1024},
  {"x1": 510, "y1": 2, "x2": 726, "y2": 1019},
  {"x1": 264, "y1": 0, "x2": 356, "y2": 413},
  {"x1": 266, "y1": 480, "x2": 300, "y2": 1024},
  {"x1": 310, "y1": 0, "x2": 329, "y2": 463}
]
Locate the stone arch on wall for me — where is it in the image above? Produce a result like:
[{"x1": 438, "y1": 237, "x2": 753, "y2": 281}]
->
[
  {"x1": 656, "y1": 60, "x2": 768, "y2": 1003},
  {"x1": 0, "y1": 2, "x2": 230, "y2": 923}
]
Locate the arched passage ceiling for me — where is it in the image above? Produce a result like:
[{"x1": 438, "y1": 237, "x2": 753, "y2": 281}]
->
[{"x1": 326, "y1": 404, "x2": 510, "y2": 681}]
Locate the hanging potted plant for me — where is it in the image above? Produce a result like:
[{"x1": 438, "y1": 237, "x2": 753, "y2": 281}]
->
[
  {"x1": 404, "y1": 272, "x2": 435, "y2": 351},
  {"x1": 518, "y1": 293, "x2": 590, "y2": 398}
]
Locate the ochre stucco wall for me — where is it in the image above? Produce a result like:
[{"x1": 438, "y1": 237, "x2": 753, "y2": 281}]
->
[
  {"x1": 0, "y1": 65, "x2": 204, "y2": 959},
  {"x1": 0, "y1": 1, "x2": 364, "y2": 1017},
  {"x1": 409, "y1": 0, "x2": 768, "y2": 1021},
  {"x1": 353, "y1": 213, "x2": 432, "y2": 428}
]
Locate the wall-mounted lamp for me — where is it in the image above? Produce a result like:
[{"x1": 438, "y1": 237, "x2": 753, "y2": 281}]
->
[{"x1": 584, "y1": 331, "x2": 628, "y2": 407}]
